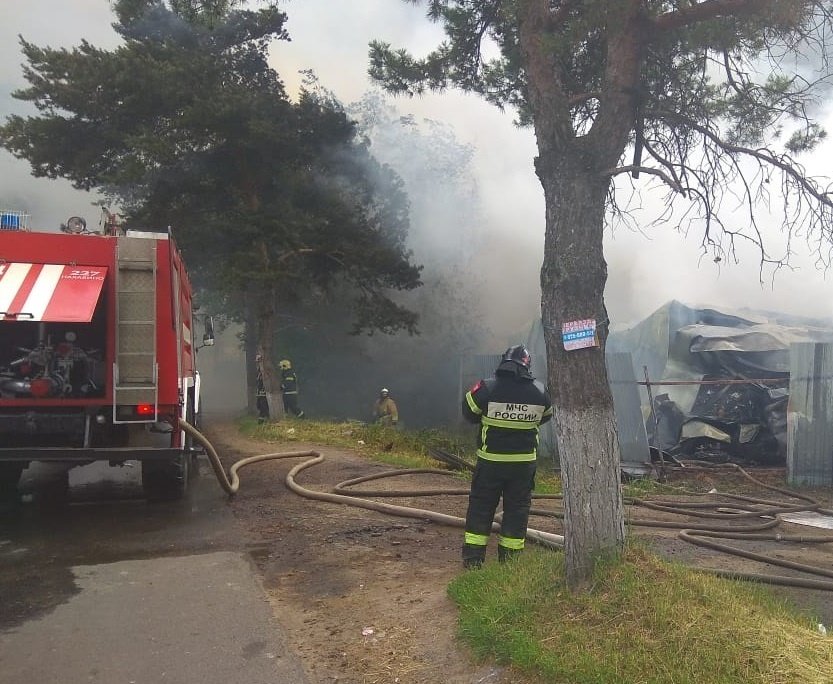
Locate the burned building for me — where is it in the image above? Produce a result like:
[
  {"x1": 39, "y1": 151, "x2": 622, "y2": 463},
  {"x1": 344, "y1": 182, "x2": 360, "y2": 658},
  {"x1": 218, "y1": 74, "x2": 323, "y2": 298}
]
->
[
  {"x1": 464, "y1": 301, "x2": 833, "y2": 472},
  {"x1": 605, "y1": 301, "x2": 833, "y2": 465}
]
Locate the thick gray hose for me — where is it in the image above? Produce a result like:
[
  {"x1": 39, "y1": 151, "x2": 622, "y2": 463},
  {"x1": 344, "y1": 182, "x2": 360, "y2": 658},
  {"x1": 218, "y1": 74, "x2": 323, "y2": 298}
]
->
[
  {"x1": 183, "y1": 419, "x2": 833, "y2": 586},
  {"x1": 179, "y1": 419, "x2": 564, "y2": 549}
]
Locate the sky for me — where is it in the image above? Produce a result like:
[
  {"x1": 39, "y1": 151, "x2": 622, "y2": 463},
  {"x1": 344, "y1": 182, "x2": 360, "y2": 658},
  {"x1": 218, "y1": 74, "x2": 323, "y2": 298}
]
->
[{"x1": 2, "y1": 0, "x2": 833, "y2": 334}]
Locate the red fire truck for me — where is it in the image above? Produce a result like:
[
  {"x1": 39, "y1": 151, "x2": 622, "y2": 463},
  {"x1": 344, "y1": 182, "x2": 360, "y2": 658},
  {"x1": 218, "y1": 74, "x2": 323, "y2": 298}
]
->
[{"x1": 0, "y1": 212, "x2": 212, "y2": 503}]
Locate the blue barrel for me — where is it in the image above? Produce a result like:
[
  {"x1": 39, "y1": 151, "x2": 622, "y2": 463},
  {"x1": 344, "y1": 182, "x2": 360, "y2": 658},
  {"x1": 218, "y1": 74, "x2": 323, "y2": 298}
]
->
[{"x1": 0, "y1": 213, "x2": 21, "y2": 230}]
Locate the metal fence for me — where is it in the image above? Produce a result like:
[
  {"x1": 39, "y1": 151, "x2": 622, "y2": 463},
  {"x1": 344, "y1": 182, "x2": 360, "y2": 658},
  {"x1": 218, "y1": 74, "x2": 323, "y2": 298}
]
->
[{"x1": 788, "y1": 343, "x2": 833, "y2": 486}]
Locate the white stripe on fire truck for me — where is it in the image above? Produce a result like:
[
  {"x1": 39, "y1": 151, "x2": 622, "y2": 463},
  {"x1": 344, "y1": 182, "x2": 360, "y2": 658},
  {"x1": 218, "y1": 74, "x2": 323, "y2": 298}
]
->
[
  {"x1": 20, "y1": 264, "x2": 65, "y2": 321},
  {"x1": 0, "y1": 262, "x2": 32, "y2": 318}
]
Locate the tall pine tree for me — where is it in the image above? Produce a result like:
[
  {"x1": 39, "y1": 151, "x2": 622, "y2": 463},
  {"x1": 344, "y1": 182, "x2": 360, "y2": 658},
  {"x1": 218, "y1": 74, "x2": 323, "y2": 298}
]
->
[
  {"x1": 371, "y1": 0, "x2": 833, "y2": 587},
  {"x1": 1, "y1": 0, "x2": 422, "y2": 414}
]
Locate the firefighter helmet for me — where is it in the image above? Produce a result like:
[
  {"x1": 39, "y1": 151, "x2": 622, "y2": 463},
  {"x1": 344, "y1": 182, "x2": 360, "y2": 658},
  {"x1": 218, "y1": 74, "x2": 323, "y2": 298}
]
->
[
  {"x1": 279, "y1": 359, "x2": 292, "y2": 370},
  {"x1": 501, "y1": 345, "x2": 531, "y2": 369}
]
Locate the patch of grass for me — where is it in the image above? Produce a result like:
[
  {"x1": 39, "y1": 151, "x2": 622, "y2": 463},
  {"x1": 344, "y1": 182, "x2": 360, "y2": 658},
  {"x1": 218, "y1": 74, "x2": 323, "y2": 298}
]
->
[
  {"x1": 623, "y1": 476, "x2": 694, "y2": 498},
  {"x1": 241, "y1": 416, "x2": 569, "y2": 493},
  {"x1": 239, "y1": 416, "x2": 474, "y2": 472},
  {"x1": 448, "y1": 544, "x2": 833, "y2": 684},
  {"x1": 240, "y1": 416, "x2": 569, "y2": 495},
  {"x1": 533, "y1": 474, "x2": 562, "y2": 496}
]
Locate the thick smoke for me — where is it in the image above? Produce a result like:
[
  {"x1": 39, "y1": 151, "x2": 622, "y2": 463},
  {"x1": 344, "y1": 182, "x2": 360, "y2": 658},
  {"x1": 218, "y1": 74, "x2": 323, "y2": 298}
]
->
[
  {"x1": 0, "y1": 1, "x2": 117, "y2": 229},
  {"x1": 5, "y1": 0, "x2": 833, "y2": 425},
  {"x1": 266, "y1": 93, "x2": 526, "y2": 428}
]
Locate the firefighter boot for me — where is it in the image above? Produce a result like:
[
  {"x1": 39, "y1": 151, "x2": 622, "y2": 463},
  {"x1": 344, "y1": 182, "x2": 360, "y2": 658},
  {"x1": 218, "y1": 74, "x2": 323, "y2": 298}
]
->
[
  {"x1": 498, "y1": 546, "x2": 522, "y2": 563},
  {"x1": 462, "y1": 543, "x2": 486, "y2": 569}
]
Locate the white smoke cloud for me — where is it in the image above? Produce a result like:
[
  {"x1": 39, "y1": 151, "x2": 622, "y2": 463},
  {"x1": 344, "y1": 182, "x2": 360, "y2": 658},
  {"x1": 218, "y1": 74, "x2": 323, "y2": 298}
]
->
[
  {"x1": 0, "y1": 0, "x2": 117, "y2": 229},
  {"x1": 3, "y1": 0, "x2": 832, "y2": 337},
  {"x1": 273, "y1": 1, "x2": 833, "y2": 334}
]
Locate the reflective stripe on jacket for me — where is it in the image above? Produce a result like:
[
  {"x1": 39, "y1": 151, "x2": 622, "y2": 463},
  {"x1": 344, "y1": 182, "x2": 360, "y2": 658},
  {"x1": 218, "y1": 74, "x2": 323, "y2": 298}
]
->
[
  {"x1": 463, "y1": 371, "x2": 552, "y2": 461},
  {"x1": 281, "y1": 369, "x2": 298, "y2": 394}
]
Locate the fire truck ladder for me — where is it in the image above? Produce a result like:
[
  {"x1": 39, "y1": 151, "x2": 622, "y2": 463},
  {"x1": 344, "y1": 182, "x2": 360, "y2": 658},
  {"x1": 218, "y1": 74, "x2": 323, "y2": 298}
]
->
[{"x1": 113, "y1": 237, "x2": 158, "y2": 424}]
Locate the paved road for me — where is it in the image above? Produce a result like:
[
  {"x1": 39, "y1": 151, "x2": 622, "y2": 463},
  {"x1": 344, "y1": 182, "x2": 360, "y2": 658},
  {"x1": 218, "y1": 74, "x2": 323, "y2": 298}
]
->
[{"x1": 0, "y1": 459, "x2": 309, "y2": 684}]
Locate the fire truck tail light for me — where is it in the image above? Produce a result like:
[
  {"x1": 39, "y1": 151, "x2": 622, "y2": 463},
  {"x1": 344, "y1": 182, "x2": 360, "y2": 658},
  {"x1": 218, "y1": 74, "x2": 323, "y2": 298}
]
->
[
  {"x1": 136, "y1": 404, "x2": 155, "y2": 417},
  {"x1": 115, "y1": 405, "x2": 160, "y2": 421}
]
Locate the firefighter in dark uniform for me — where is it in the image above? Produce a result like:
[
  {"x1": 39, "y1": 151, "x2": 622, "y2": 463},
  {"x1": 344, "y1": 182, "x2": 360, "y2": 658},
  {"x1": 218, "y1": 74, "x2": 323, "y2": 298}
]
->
[
  {"x1": 279, "y1": 359, "x2": 305, "y2": 418},
  {"x1": 255, "y1": 354, "x2": 269, "y2": 423},
  {"x1": 461, "y1": 345, "x2": 552, "y2": 568}
]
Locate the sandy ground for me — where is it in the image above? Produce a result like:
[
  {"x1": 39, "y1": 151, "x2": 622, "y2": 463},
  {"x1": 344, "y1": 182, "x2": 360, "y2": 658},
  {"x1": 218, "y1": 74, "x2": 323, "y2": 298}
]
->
[{"x1": 205, "y1": 423, "x2": 833, "y2": 684}]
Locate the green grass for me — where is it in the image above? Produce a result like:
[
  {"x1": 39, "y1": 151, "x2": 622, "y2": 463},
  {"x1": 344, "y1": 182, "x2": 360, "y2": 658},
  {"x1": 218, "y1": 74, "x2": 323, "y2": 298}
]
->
[
  {"x1": 448, "y1": 544, "x2": 833, "y2": 684},
  {"x1": 240, "y1": 416, "x2": 565, "y2": 494},
  {"x1": 238, "y1": 415, "x2": 474, "y2": 471},
  {"x1": 239, "y1": 417, "x2": 833, "y2": 683}
]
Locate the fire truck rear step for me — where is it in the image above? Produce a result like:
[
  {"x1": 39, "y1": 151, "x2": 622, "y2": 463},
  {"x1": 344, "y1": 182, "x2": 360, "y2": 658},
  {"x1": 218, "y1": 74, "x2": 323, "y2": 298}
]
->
[{"x1": 113, "y1": 237, "x2": 158, "y2": 422}]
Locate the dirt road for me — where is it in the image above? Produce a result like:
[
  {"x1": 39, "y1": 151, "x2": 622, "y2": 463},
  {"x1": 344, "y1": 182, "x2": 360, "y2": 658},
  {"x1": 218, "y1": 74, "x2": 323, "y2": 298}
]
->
[
  {"x1": 2, "y1": 422, "x2": 832, "y2": 684},
  {"x1": 206, "y1": 422, "x2": 833, "y2": 684},
  {"x1": 207, "y1": 422, "x2": 521, "y2": 684}
]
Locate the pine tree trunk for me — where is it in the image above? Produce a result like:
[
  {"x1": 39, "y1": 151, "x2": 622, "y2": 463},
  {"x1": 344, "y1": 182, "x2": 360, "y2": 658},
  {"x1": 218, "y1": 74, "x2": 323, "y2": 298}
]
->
[
  {"x1": 245, "y1": 300, "x2": 258, "y2": 415},
  {"x1": 254, "y1": 291, "x2": 285, "y2": 422},
  {"x1": 538, "y1": 153, "x2": 625, "y2": 590},
  {"x1": 516, "y1": 0, "x2": 646, "y2": 590}
]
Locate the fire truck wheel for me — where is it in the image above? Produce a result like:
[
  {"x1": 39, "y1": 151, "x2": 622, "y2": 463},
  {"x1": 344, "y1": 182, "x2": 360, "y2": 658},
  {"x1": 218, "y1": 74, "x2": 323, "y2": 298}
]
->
[
  {"x1": 0, "y1": 463, "x2": 24, "y2": 510},
  {"x1": 142, "y1": 454, "x2": 189, "y2": 502}
]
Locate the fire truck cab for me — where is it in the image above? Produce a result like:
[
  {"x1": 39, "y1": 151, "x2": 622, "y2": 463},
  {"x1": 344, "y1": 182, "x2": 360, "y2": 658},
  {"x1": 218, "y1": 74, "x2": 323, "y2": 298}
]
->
[{"x1": 0, "y1": 211, "x2": 210, "y2": 503}]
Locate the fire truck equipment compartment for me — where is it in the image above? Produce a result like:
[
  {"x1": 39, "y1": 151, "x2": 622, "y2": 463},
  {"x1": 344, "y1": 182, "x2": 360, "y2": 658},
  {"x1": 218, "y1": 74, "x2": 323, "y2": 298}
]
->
[{"x1": 0, "y1": 263, "x2": 108, "y2": 322}]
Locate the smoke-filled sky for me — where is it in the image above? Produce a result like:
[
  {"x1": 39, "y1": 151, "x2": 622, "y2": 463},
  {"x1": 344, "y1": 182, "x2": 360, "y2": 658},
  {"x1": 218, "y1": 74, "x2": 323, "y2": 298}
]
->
[{"x1": 3, "y1": 0, "x2": 833, "y2": 335}]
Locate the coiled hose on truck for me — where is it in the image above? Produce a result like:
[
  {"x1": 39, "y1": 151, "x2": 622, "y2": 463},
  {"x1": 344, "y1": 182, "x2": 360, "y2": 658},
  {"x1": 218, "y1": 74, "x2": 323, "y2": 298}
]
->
[{"x1": 180, "y1": 419, "x2": 833, "y2": 590}]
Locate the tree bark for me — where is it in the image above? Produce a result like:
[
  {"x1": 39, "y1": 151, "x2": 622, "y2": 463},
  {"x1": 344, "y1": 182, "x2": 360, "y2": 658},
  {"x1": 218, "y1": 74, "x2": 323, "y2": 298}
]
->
[
  {"x1": 245, "y1": 299, "x2": 258, "y2": 415},
  {"x1": 517, "y1": 0, "x2": 640, "y2": 590},
  {"x1": 538, "y1": 150, "x2": 626, "y2": 590},
  {"x1": 254, "y1": 289, "x2": 285, "y2": 422}
]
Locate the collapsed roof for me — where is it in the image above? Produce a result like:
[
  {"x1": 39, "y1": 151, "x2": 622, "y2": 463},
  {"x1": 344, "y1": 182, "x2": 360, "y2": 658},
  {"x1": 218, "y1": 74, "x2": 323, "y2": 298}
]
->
[
  {"x1": 604, "y1": 301, "x2": 833, "y2": 464},
  {"x1": 606, "y1": 300, "x2": 833, "y2": 412},
  {"x1": 525, "y1": 300, "x2": 833, "y2": 467}
]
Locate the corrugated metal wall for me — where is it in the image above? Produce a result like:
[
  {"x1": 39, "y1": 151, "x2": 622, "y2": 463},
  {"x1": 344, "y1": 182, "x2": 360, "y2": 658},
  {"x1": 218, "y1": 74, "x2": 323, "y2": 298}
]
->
[
  {"x1": 788, "y1": 343, "x2": 833, "y2": 486},
  {"x1": 607, "y1": 352, "x2": 651, "y2": 470}
]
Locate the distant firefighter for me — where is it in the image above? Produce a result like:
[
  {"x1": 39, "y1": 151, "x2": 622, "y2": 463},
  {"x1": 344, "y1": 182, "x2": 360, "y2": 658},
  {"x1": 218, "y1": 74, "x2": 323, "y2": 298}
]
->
[
  {"x1": 373, "y1": 388, "x2": 399, "y2": 426},
  {"x1": 279, "y1": 359, "x2": 305, "y2": 418},
  {"x1": 255, "y1": 354, "x2": 269, "y2": 424}
]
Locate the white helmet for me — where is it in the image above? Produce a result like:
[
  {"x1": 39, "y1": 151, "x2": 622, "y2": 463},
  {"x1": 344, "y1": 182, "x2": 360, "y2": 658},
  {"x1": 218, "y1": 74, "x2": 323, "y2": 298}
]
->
[{"x1": 380, "y1": 388, "x2": 389, "y2": 395}]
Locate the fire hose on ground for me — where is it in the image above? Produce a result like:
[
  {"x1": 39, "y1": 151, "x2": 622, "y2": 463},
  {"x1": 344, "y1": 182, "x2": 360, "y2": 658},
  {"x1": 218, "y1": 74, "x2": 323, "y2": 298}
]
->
[
  {"x1": 180, "y1": 418, "x2": 564, "y2": 549},
  {"x1": 180, "y1": 419, "x2": 833, "y2": 591}
]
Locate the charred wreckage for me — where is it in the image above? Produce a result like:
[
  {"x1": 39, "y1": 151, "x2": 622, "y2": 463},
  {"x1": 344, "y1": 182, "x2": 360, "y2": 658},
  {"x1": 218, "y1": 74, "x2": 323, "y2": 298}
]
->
[{"x1": 608, "y1": 301, "x2": 833, "y2": 468}]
